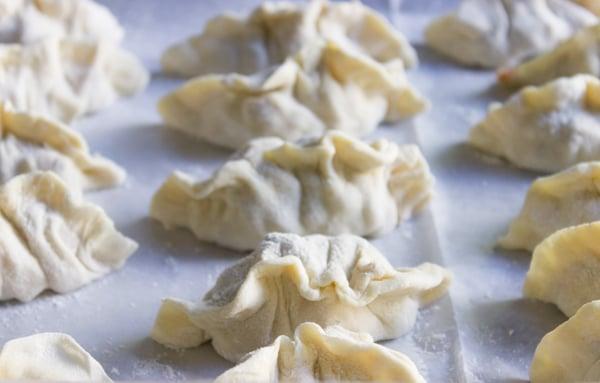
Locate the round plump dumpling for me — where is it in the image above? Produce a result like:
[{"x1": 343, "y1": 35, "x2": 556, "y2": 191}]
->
[{"x1": 524, "y1": 222, "x2": 600, "y2": 317}]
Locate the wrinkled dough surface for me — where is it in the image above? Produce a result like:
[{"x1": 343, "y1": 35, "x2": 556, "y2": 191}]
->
[
  {"x1": 0, "y1": 172, "x2": 138, "y2": 302},
  {"x1": 426, "y1": 0, "x2": 596, "y2": 68},
  {"x1": 159, "y1": 43, "x2": 426, "y2": 149},
  {"x1": 151, "y1": 233, "x2": 451, "y2": 362},
  {"x1": 470, "y1": 75, "x2": 600, "y2": 173},
  {"x1": 531, "y1": 300, "x2": 600, "y2": 382},
  {"x1": 215, "y1": 322, "x2": 426, "y2": 383},
  {"x1": 0, "y1": 333, "x2": 111, "y2": 381},
  {"x1": 500, "y1": 161, "x2": 600, "y2": 251},
  {"x1": 0, "y1": 37, "x2": 148, "y2": 122},
  {"x1": 0, "y1": 102, "x2": 124, "y2": 190},
  {"x1": 0, "y1": 0, "x2": 123, "y2": 44},
  {"x1": 499, "y1": 24, "x2": 600, "y2": 88},
  {"x1": 150, "y1": 131, "x2": 434, "y2": 251},
  {"x1": 524, "y1": 222, "x2": 600, "y2": 316},
  {"x1": 161, "y1": 0, "x2": 417, "y2": 77}
]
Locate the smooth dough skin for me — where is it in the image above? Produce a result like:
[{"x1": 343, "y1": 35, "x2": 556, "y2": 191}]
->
[
  {"x1": 214, "y1": 322, "x2": 426, "y2": 383},
  {"x1": 0, "y1": 102, "x2": 125, "y2": 190},
  {"x1": 531, "y1": 300, "x2": 600, "y2": 383},
  {"x1": 0, "y1": 333, "x2": 111, "y2": 381},
  {"x1": 500, "y1": 162, "x2": 600, "y2": 252},
  {"x1": 425, "y1": 0, "x2": 596, "y2": 68},
  {"x1": 0, "y1": 0, "x2": 124, "y2": 44},
  {"x1": 0, "y1": 172, "x2": 138, "y2": 302},
  {"x1": 150, "y1": 131, "x2": 434, "y2": 251},
  {"x1": 500, "y1": 24, "x2": 600, "y2": 88},
  {"x1": 524, "y1": 222, "x2": 600, "y2": 317},
  {"x1": 469, "y1": 75, "x2": 600, "y2": 173},
  {"x1": 151, "y1": 233, "x2": 451, "y2": 363}
]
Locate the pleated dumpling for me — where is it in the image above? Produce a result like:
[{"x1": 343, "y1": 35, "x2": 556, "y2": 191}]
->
[
  {"x1": 151, "y1": 233, "x2": 451, "y2": 362},
  {"x1": 161, "y1": 0, "x2": 417, "y2": 77},
  {"x1": 0, "y1": 172, "x2": 138, "y2": 302},
  {"x1": 0, "y1": 102, "x2": 124, "y2": 190},
  {"x1": 499, "y1": 24, "x2": 600, "y2": 88},
  {"x1": 425, "y1": 0, "x2": 596, "y2": 68},
  {"x1": 0, "y1": 37, "x2": 148, "y2": 122},
  {"x1": 524, "y1": 222, "x2": 600, "y2": 317},
  {"x1": 469, "y1": 75, "x2": 600, "y2": 173},
  {"x1": 0, "y1": 0, "x2": 123, "y2": 44},
  {"x1": 500, "y1": 162, "x2": 600, "y2": 251},
  {"x1": 530, "y1": 300, "x2": 600, "y2": 382},
  {"x1": 151, "y1": 131, "x2": 434, "y2": 251},
  {"x1": 215, "y1": 322, "x2": 425, "y2": 383},
  {"x1": 0, "y1": 333, "x2": 111, "y2": 382},
  {"x1": 159, "y1": 43, "x2": 426, "y2": 149}
]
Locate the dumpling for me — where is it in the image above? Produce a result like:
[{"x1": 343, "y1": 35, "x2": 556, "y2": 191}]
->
[
  {"x1": 158, "y1": 43, "x2": 426, "y2": 149},
  {"x1": 469, "y1": 75, "x2": 600, "y2": 173},
  {"x1": 0, "y1": 333, "x2": 111, "y2": 381},
  {"x1": 425, "y1": 0, "x2": 596, "y2": 68},
  {"x1": 0, "y1": 102, "x2": 124, "y2": 190},
  {"x1": 161, "y1": 0, "x2": 417, "y2": 77},
  {"x1": 214, "y1": 322, "x2": 426, "y2": 383},
  {"x1": 499, "y1": 24, "x2": 600, "y2": 87},
  {"x1": 151, "y1": 232, "x2": 451, "y2": 362},
  {"x1": 150, "y1": 131, "x2": 434, "y2": 251},
  {"x1": 0, "y1": 171, "x2": 138, "y2": 302},
  {"x1": 530, "y1": 300, "x2": 600, "y2": 382},
  {"x1": 0, "y1": 37, "x2": 148, "y2": 122},
  {"x1": 499, "y1": 162, "x2": 600, "y2": 251},
  {"x1": 0, "y1": 0, "x2": 123, "y2": 44},
  {"x1": 523, "y1": 221, "x2": 600, "y2": 317}
]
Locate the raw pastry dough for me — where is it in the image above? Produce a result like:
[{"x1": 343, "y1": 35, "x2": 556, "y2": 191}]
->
[
  {"x1": 524, "y1": 222, "x2": 600, "y2": 316},
  {"x1": 469, "y1": 75, "x2": 600, "y2": 173},
  {"x1": 0, "y1": 0, "x2": 123, "y2": 44},
  {"x1": 0, "y1": 172, "x2": 138, "y2": 302},
  {"x1": 159, "y1": 43, "x2": 426, "y2": 149},
  {"x1": 425, "y1": 0, "x2": 596, "y2": 68},
  {"x1": 161, "y1": 0, "x2": 417, "y2": 77},
  {"x1": 0, "y1": 333, "x2": 111, "y2": 381},
  {"x1": 499, "y1": 24, "x2": 600, "y2": 87},
  {"x1": 0, "y1": 37, "x2": 148, "y2": 122},
  {"x1": 499, "y1": 162, "x2": 600, "y2": 251},
  {"x1": 530, "y1": 300, "x2": 600, "y2": 382},
  {"x1": 150, "y1": 131, "x2": 434, "y2": 250},
  {"x1": 151, "y1": 232, "x2": 451, "y2": 362},
  {"x1": 214, "y1": 322, "x2": 426, "y2": 383},
  {"x1": 0, "y1": 102, "x2": 124, "y2": 190}
]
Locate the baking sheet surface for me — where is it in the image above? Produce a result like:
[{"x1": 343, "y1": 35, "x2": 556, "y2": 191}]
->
[{"x1": 0, "y1": 1, "x2": 566, "y2": 381}]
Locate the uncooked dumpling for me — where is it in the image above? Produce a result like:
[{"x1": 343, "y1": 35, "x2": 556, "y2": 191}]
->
[
  {"x1": 151, "y1": 131, "x2": 434, "y2": 251},
  {"x1": 0, "y1": 0, "x2": 123, "y2": 44},
  {"x1": 499, "y1": 24, "x2": 600, "y2": 87},
  {"x1": 159, "y1": 43, "x2": 426, "y2": 149},
  {"x1": 530, "y1": 300, "x2": 600, "y2": 382},
  {"x1": 425, "y1": 0, "x2": 596, "y2": 68},
  {"x1": 469, "y1": 75, "x2": 600, "y2": 173},
  {"x1": 524, "y1": 222, "x2": 600, "y2": 317},
  {"x1": 0, "y1": 171, "x2": 138, "y2": 302},
  {"x1": 0, "y1": 37, "x2": 148, "y2": 122},
  {"x1": 151, "y1": 233, "x2": 451, "y2": 362},
  {"x1": 215, "y1": 322, "x2": 426, "y2": 383},
  {"x1": 0, "y1": 333, "x2": 111, "y2": 381},
  {"x1": 161, "y1": 0, "x2": 417, "y2": 77},
  {"x1": 0, "y1": 102, "x2": 124, "y2": 190},
  {"x1": 499, "y1": 162, "x2": 600, "y2": 251}
]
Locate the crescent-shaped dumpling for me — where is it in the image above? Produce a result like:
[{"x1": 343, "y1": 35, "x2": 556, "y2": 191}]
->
[
  {"x1": 524, "y1": 222, "x2": 600, "y2": 317},
  {"x1": 151, "y1": 233, "x2": 451, "y2": 362},
  {"x1": 500, "y1": 162, "x2": 600, "y2": 251},
  {"x1": 0, "y1": 333, "x2": 111, "y2": 381},
  {"x1": 215, "y1": 322, "x2": 425, "y2": 383}
]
